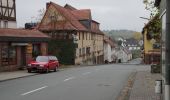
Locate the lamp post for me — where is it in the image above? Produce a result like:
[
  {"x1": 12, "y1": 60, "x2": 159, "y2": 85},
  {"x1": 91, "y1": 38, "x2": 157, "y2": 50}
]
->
[
  {"x1": 139, "y1": 17, "x2": 150, "y2": 20},
  {"x1": 165, "y1": 0, "x2": 170, "y2": 99}
]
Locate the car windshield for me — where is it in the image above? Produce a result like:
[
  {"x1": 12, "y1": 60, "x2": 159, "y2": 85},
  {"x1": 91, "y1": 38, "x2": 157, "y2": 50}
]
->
[{"x1": 36, "y1": 56, "x2": 49, "y2": 62}]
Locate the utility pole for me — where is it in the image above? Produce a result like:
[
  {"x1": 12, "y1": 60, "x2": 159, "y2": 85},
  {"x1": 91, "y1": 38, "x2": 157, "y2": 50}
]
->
[{"x1": 165, "y1": 0, "x2": 170, "y2": 100}]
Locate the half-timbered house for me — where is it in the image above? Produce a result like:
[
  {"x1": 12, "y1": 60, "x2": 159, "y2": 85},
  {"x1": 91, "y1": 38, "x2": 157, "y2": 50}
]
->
[
  {"x1": 38, "y1": 2, "x2": 104, "y2": 65},
  {"x1": 0, "y1": 0, "x2": 16, "y2": 28}
]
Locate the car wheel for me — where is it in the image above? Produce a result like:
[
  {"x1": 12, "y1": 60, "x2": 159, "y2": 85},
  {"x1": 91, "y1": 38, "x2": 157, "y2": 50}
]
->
[
  {"x1": 54, "y1": 66, "x2": 58, "y2": 72},
  {"x1": 46, "y1": 68, "x2": 49, "y2": 73},
  {"x1": 28, "y1": 70, "x2": 31, "y2": 73}
]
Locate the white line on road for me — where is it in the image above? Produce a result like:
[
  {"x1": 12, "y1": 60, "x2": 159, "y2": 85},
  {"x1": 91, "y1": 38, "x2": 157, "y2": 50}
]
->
[
  {"x1": 63, "y1": 77, "x2": 75, "y2": 82},
  {"x1": 82, "y1": 72, "x2": 91, "y2": 75},
  {"x1": 21, "y1": 86, "x2": 48, "y2": 96}
]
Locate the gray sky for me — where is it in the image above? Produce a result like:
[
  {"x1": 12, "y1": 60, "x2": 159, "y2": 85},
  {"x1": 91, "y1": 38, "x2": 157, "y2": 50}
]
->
[{"x1": 16, "y1": 0, "x2": 150, "y2": 31}]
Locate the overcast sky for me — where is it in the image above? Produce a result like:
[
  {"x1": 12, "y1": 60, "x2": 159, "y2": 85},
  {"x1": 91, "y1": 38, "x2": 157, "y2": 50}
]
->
[{"x1": 16, "y1": 0, "x2": 150, "y2": 32}]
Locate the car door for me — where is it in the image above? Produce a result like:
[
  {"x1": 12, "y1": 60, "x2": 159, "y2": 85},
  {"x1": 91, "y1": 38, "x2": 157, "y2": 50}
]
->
[
  {"x1": 49, "y1": 56, "x2": 57, "y2": 69},
  {"x1": 48, "y1": 56, "x2": 53, "y2": 70},
  {"x1": 52, "y1": 56, "x2": 58, "y2": 68}
]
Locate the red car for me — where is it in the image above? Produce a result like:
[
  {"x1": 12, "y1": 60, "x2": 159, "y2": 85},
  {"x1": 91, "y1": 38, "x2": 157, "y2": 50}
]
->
[{"x1": 27, "y1": 56, "x2": 59, "y2": 73}]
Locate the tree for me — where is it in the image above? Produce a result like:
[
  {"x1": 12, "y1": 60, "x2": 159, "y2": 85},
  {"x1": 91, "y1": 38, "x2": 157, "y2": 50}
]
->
[
  {"x1": 143, "y1": 0, "x2": 161, "y2": 42},
  {"x1": 31, "y1": 8, "x2": 45, "y2": 23},
  {"x1": 133, "y1": 32, "x2": 142, "y2": 40},
  {"x1": 143, "y1": 0, "x2": 159, "y2": 19}
]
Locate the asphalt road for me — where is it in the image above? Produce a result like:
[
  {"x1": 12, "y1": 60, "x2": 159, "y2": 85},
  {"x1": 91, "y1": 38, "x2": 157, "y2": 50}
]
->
[
  {"x1": 0, "y1": 64, "x2": 149, "y2": 100},
  {"x1": 127, "y1": 58, "x2": 143, "y2": 64}
]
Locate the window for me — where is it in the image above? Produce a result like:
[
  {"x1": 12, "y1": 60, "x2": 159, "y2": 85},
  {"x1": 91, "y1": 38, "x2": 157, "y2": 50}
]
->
[
  {"x1": 82, "y1": 33, "x2": 84, "y2": 40},
  {"x1": 89, "y1": 33, "x2": 91, "y2": 40},
  {"x1": 3, "y1": 21, "x2": 8, "y2": 28},
  {"x1": 49, "y1": 32, "x2": 52, "y2": 37},
  {"x1": 63, "y1": 33, "x2": 67, "y2": 39},
  {"x1": 86, "y1": 47, "x2": 90, "y2": 54},
  {"x1": 9, "y1": 47, "x2": 17, "y2": 65},
  {"x1": 82, "y1": 48, "x2": 86, "y2": 55},
  {"x1": 153, "y1": 43, "x2": 160, "y2": 49},
  {"x1": 0, "y1": 21, "x2": 1, "y2": 28},
  {"x1": 79, "y1": 48, "x2": 82, "y2": 56},
  {"x1": 84, "y1": 33, "x2": 86, "y2": 40},
  {"x1": 91, "y1": 34, "x2": 94, "y2": 40},
  {"x1": 32, "y1": 44, "x2": 41, "y2": 57},
  {"x1": 1, "y1": 44, "x2": 16, "y2": 66},
  {"x1": 79, "y1": 32, "x2": 80, "y2": 40}
]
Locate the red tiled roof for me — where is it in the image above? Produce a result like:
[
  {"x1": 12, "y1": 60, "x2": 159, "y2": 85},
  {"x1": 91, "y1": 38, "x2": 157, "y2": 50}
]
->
[
  {"x1": 0, "y1": 28, "x2": 50, "y2": 38},
  {"x1": 64, "y1": 4, "x2": 77, "y2": 10},
  {"x1": 39, "y1": 2, "x2": 87, "y2": 31},
  {"x1": 71, "y1": 9, "x2": 91, "y2": 20},
  {"x1": 39, "y1": 2, "x2": 103, "y2": 34}
]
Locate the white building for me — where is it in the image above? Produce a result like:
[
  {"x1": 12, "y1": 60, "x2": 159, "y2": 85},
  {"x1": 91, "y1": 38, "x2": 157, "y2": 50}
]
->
[
  {"x1": 0, "y1": 0, "x2": 17, "y2": 28},
  {"x1": 113, "y1": 47, "x2": 132, "y2": 63},
  {"x1": 104, "y1": 36, "x2": 116, "y2": 63}
]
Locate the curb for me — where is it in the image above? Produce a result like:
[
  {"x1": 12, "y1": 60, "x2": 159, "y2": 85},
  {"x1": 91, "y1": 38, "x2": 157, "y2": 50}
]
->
[
  {"x1": 0, "y1": 73, "x2": 39, "y2": 83},
  {"x1": 116, "y1": 71, "x2": 137, "y2": 100}
]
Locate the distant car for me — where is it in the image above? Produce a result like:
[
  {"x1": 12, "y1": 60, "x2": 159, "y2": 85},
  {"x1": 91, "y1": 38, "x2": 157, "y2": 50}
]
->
[{"x1": 27, "y1": 56, "x2": 59, "y2": 73}]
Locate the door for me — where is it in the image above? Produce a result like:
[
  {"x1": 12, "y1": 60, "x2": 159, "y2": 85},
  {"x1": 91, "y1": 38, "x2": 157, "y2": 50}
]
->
[
  {"x1": 20, "y1": 47, "x2": 26, "y2": 67},
  {"x1": 48, "y1": 56, "x2": 57, "y2": 69}
]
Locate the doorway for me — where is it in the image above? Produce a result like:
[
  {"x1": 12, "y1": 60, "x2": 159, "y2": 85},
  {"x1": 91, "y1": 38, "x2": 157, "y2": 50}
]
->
[{"x1": 20, "y1": 46, "x2": 26, "y2": 67}]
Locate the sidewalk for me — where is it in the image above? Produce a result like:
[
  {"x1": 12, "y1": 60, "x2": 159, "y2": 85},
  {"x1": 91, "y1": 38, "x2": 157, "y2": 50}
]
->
[
  {"x1": 0, "y1": 64, "x2": 97, "y2": 82},
  {"x1": 129, "y1": 71, "x2": 162, "y2": 100},
  {"x1": 0, "y1": 70, "x2": 37, "y2": 82},
  {"x1": 0, "y1": 65, "x2": 92, "y2": 82}
]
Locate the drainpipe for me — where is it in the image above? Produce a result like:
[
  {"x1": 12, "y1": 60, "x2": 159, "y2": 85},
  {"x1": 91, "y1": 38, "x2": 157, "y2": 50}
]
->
[{"x1": 165, "y1": 0, "x2": 170, "y2": 100}]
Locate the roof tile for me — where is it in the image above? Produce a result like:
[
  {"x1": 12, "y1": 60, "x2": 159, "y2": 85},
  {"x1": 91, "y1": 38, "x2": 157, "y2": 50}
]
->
[{"x1": 0, "y1": 28, "x2": 50, "y2": 38}]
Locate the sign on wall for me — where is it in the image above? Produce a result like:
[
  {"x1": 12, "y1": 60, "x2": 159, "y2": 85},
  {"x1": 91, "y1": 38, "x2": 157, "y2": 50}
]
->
[{"x1": 26, "y1": 44, "x2": 33, "y2": 54}]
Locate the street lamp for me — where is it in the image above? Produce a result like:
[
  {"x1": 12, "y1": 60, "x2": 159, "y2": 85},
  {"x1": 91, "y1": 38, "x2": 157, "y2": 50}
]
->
[{"x1": 139, "y1": 17, "x2": 150, "y2": 20}]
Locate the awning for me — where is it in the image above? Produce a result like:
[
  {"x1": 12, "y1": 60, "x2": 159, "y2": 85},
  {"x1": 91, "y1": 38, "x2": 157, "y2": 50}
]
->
[{"x1": 11, "y1": 43, "x2": 29, "y2": 46}]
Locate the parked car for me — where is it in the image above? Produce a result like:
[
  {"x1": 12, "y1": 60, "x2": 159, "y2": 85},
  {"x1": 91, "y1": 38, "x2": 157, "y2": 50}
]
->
[{"x1": 27, "y1": 56, "x2": 59, "y2": 73}]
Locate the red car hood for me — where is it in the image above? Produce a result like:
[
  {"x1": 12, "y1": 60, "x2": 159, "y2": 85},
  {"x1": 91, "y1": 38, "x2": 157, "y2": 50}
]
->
[{"x1": 31, "y1": 62, "x2": 48, "y2": 65}]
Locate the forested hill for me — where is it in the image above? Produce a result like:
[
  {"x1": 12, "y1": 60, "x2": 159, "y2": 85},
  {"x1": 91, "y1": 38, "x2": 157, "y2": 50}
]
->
[{"x1": 103, "y1": 30, "x2": 138, "y2": 39}]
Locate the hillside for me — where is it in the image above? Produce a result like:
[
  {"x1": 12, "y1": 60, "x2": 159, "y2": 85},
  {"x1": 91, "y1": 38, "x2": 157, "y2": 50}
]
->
[{"x1": 103, "y1": 30, "x2": 138, "y2": 40}]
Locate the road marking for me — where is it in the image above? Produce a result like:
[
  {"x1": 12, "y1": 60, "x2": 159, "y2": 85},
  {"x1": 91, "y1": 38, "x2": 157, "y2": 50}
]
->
[
  {"x1": 82, "y1": 72, "x2": 91, "y2": 75},
  {"x1": 21, "y1": 86, "x2": 48, "y2": 96},
  {"x1": 63, "y1": 77, "x2": 75, "y2": 82}
]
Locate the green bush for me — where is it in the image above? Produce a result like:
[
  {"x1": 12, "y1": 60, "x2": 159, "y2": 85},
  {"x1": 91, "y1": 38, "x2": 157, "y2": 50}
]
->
[{"x1": 48, "y1": 40, "x2": 76, "y2": 65}]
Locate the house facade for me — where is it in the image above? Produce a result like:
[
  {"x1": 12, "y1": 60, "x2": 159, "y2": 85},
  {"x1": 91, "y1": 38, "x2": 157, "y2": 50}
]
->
[
  {"x1": 142, "y1": 17, "x2": 161, "y2": 64},
  {"x1": 0, "y1": 0, "x2": 50, "y2": 72},
  {"x1": 125, "y1": 38, "x2": 141, "y2": 51},
  {"x1": 38, "y1": 2, "x2": 104, "y2": 65},
  {"x1": 113, "y1": 46, "x2": 132, "y2": 63},
  {"x1": 0, "y1": 29, "x2": 49, "y2": 72},
  {"x1": 104, "y1": 36, "x2": 116, "y2": 63},
  {"x1": 0, "y1": 0, "x2": 17, "y2": 28}
]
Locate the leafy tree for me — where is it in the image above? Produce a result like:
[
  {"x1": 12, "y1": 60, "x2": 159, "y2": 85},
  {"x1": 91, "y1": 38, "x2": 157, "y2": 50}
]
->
[
  {"x1": 143, "y1": 0, "x2": 159, "y2": 18},
  {"x1": 133, "y1": 32, "x2": 142, "y2": 40},
  {"x1": 143, "y1": 0, "x2": 161, "y2": 42}
]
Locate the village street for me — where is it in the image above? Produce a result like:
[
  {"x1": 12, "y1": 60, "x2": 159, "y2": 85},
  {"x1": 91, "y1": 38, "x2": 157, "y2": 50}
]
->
[{"x1": 0, "y1": 61, "x2": 150, "y2": 100}]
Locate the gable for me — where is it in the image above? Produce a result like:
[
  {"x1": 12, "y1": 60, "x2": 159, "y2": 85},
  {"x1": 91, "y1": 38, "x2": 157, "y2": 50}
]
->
[
  {"x1": 38, "y1": 2, "x2": 87, "y2": 31},
  {"x1": 40, "y1": 5, "x2": 65, "y2": 26}
]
